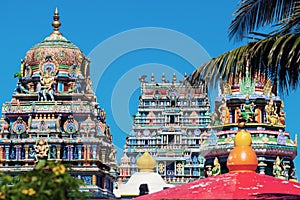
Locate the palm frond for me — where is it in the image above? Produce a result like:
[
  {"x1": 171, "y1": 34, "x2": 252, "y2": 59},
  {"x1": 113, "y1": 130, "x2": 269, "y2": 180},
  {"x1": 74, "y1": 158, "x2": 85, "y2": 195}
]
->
[
  {"x1": 275, "y1": 2, "x2": 300, "y2": 35},
  {"x1": 188, "y1": 33, "x2": 300, "y2": 95},
  {"x1": 229, "y1": 0, "x2": 296, "y2": 42}
]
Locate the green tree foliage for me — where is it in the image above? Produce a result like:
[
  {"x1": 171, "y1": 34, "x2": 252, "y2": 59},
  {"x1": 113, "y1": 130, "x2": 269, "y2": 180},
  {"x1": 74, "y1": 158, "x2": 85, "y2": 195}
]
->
[{"x1": 0, "y1": 160, "x2": 88, "y2": 200}]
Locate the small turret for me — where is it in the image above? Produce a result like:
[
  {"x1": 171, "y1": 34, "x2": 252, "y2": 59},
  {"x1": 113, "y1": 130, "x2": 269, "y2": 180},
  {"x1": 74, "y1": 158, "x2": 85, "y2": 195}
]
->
[
  {"x1": 172, "y1": 73, "x2": 177, "y2": 83},
  {"x1": 162, "y1": 73, "x2": 166, "y2": 83},
  {"x1": 151, "y1": 73, "x2": 155, "y2": 83}
]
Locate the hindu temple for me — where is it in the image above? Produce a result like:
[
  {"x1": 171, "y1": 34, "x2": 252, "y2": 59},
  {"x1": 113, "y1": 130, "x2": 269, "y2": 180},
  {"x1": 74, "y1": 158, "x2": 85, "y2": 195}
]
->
[
  {"x1": 0, "y1": 9, "x2": 117, "y2": 198},
  {"x1": 119, "y1": 73, "x2": 211, "y2": 184},
  {"x1": 119, "y1": 68, "x2": 298, "y2": 190},
  {"x1": 200, "y1": 70, "x2": 298, "y2": 181}
]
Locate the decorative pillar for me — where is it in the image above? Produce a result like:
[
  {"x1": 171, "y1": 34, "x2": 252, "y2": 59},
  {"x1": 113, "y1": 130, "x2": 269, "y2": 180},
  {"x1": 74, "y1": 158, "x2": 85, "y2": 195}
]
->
[
  {"x1": 5, "y1": 146, "x2": 10, "y2": 160},
  {"x1": 87, "y1": 145, "x2": 91, "y2": 160},
  {"x1": 0, "y1": 146, "x2": 3, "y2": 162},
  {"x1": 70, "y1": 146, "x2": 73, "y2": 160},
  {"x1": 83, "y1": 145, "x2": 87, "y2": 160},
  {"x1": 17, "y1": 145, "x2": 22, "y2": 161},
  {"x1": 67, "y1": 145, "x2": 73, "y2": 160},
  {"x1": 101, "y1": 149, "x2": 106, "y2": 162},
  {"x1": 77, "y1": 145, "x2": 82, "y2": 159},
  {"x1": 24, "y1": 146, "x2": 29, "y2": 159},
  {"x1": 92, "y1": 145, "x2": 97, "y2": 160},
  {"x1": 56, "y1": 146, "x2": 61, "y2": 159},
  {"x1": 0, "y1": 146, "x2": 3, "y2": 167},
  {"x1": 92, "y1": 175, "x2": 96, "y2": 185}
]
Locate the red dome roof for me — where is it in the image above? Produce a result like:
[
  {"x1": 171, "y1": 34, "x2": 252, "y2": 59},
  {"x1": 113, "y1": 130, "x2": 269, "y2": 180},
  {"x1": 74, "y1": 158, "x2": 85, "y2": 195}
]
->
[{"x1": 134, "y1": 171, "x2": 300, "y2": 199}]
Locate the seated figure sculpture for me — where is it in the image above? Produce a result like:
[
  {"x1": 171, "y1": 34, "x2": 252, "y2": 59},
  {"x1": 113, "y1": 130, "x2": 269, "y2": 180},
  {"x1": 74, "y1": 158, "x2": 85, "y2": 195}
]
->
[
  {"x1": 238, "y1": 95, "x2": 257, "y2": 123},
  {"x1": 34, "y1": 138, "x2": 49, "y2": 162},
  {"x1": 212, "y1": 157, "x2": 221, "y2": 176},
  {"x1": 273, "y1": 156, "x2": 284, "y2": 179}
]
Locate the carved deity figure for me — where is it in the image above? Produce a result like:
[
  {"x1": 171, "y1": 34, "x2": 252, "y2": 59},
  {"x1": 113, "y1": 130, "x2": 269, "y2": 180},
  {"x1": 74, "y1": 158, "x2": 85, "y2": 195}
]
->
[
  {"x1": 238, "y1": 95, "x2": 257, "y2": 122},
  {"x1": 210, "y1": 113, "x2": 219, "y2": 126},
  {"x1": 24, "y1": 64, "x2": 32, "y2": 78},
  {"x1": 109, "y1": 148, "x2": 116, "y2": 162},
  {"x1": 39, "y1": 70, "x2": 55, "y2": 101},
  {"x1": 34, "y1": 138, "x2": 49, "y2": 162},
  {"x1": 41, "y1": 70, "x2": 54, "y2": 90},
  {"x1": 206, "y1": 165, "x2": 212, "y2": 177},
  {"x1": 85, "y1": 76, "x2": 93, "y2": 94},
  {"x1": 278, "y1": 101, "x2": 286, "y2": 125},
  {"x1": 100, "y1": 109, "x2": 106, "y2": 123},
  {"x1": 218, "y1": 100, "x2": 230, "y2": 124},
  {"x1": 273, "y1": 156, "x2": 284, "y2": 179},
  {"x1": 212, "y1": 157, "x2": 221, "y2": 176},
  {"x1": 265, "y1": 99, "x2": 279, "y2": 125}
]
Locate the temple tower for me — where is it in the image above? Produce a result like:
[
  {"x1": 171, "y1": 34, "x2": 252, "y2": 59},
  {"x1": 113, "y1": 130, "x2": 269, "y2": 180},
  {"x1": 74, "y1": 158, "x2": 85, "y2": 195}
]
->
[
  {"x1": 0, "y1": 9, "x2": 117, "y2": 198},
  {"x1": 119, "y1": 74, "x2": 211, "y2": 184},
  {"x1": 201, "y1": 71, "x2": 297, "y2": 181}
]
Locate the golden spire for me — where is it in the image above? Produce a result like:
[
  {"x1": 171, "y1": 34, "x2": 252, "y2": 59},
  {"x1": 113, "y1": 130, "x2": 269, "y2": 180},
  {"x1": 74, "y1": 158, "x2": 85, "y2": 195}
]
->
[
  {"x1": 51, "y1": 8, "x2": 62, "y2": 36},
  {"x1": 136, "y1": 151, "x2": 156, "y2": 172}
]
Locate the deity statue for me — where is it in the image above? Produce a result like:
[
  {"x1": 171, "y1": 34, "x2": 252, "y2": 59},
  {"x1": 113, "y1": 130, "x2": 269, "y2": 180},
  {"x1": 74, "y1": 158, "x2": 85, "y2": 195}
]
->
[
  {"x1": 41, "y1": 70, "x2": 54, "y2": 90},
  {"x1": 105, "y1": 125, "x2": 110, "y2": 136},
  {"x1": 39, "y1": 70, "x2": 55, "y2": 101},
  {"x1": 109, "y1": 148, "x2": 116, "y2": 162},
  {"x1": 55, "y1": 114, "x2": 61, "y2": 132},
  {"x1": 34, "y1": 138, "x2": 49, "y2": 162},
  {"x1": 278, "y1": 101, "x2": 286, "y2": 125},
  {"x1": 69, "y1": 64, "x2": 77, "y2": 78},
  {"x1": 218, "y1": 99, "x2": 230, "y2": 124},
  {"x1": 238, "y1": 95, "x2": 257, "y2": 123},
  {"x1": 50, "y1": 146, "x2": 57, "y2": 159},
  {"x1": 210, "y1": 113, "x2": 219, "y2": 126},
  {"x1": 24, "y1": 63, "x2": 32, "y2": 79},
  {"x1": 212, "y1": 157, "x2": 221, "y2": 176},
  {"x1": 273, "y1": 156, "x2": 284, "y2": 179},
  {"x1": 263, "y1": 79, "x2": 273, "y2": 96},
  {"x1": 38, "y1": 120, "x2": 48, "y2": 131},
  {"x1": 75, "y1": 79, "x2": 83, "y2": 93},
  {"x1": 206, "y1": 165, "x2": 212, "y2": 177},
  {"x1": 100, "y1": 109, "x2": 106, "y2": 123},
  {"x1": 28, "y1": 114, "x2": 32, "y2": 131},
  {"x1": 28, "y1": 146, "x2": 35, "y2": 159},
  {"x1": 265, "y1": 99, "x2": 279, "y2": 125},
  {"x1": 223, "y1": 83, "x2": 232, "y2": 95},
  {"x1": 85, "y1": 76, "x2": 93, "y2": 94}
]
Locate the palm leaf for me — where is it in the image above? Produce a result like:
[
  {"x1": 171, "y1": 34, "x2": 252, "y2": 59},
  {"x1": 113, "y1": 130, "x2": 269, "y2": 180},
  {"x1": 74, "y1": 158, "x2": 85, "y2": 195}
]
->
[
  {"x1": 229, "y1": 0, "x2": 296, "y2": 42},
  {"x1": 188, "y1": 33, "x2": 300, "y2": 95}
]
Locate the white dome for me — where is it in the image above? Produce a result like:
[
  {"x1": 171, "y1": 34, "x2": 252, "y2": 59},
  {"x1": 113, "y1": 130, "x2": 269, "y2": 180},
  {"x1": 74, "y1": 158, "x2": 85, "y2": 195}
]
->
[{"x1": 114, "y1": 172, "x2": 173, "y2": 198}]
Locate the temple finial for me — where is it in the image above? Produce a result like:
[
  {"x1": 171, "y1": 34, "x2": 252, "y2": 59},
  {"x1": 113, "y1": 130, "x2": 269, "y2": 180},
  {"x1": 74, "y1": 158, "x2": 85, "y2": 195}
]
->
[
  {"x1": 227, "y1": 122, "x2": 258, "y2": 172},
  {"x1": 151, "y1": 73, "x2": 155, "y2": 83},
  {"x1": 51, "y1": 7, "x2": 62, "y2": 36},
  {"x1": 162, "y1": 73, "x2": 166, "y2": 83},
  {"x1": 172, "y1": 73, "x2": 177, "y2": 83}
]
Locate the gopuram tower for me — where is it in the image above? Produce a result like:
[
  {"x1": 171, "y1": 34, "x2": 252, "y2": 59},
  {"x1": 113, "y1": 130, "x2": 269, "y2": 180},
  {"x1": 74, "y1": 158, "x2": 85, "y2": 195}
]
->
[
  {"x1": 119, "y1": 74, "x2": 211, "y2": 185},
  {"x1": 0, "y1": 9, "x2": 117, "y2": 198},
  {"x1": 201, "y1": 70, "x2": 297, "y2": 181}
]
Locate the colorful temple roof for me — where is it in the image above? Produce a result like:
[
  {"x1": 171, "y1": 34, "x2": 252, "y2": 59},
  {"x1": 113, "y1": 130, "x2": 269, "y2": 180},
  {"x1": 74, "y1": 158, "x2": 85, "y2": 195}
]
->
[
  {"x1": 200, "y1": 68, "x2": 297, "y2": 180},
  {"x1": 0, "y1": 8, "x2": 117, "y2": 198},
  {"x1": 119, "y1": 74, "x2": 211, "y2": 185},
  {"x1": 135, "y1": 124, "x2": 300, "y2": 199}
]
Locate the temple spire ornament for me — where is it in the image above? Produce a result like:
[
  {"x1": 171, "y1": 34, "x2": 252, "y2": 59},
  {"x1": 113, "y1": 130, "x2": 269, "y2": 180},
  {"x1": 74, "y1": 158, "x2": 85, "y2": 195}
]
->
[{"x1": 51, "y1": 8, "x2": 62, "y2": 36}]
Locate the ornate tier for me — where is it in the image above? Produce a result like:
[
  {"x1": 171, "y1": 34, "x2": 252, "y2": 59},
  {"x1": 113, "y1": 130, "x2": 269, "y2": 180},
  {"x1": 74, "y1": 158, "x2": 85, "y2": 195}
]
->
[
  {"x1": 200, "y1": 70, "x2": 297, "y2": 181},
  {"x1": 13, "y1": 8, "x2": 92, "y2": 101},
  {"x1": 0, "y1": 9, "x2": 117, "y2": 198},
  {"x1": 119, "y1": 74, "x2": 210, "y2": 184}
]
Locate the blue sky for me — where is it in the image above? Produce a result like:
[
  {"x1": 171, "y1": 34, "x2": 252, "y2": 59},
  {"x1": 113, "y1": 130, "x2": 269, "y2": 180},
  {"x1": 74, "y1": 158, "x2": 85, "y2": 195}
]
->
[{"x1": 0, "y1": 1, "x2": 298, "y2": 178}]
